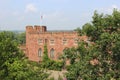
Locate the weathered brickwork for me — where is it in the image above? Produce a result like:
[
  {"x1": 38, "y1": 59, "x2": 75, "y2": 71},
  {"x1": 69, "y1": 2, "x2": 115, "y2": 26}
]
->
[{"x1": 26, "y1": 25, "x2": 87, "y2": 62}]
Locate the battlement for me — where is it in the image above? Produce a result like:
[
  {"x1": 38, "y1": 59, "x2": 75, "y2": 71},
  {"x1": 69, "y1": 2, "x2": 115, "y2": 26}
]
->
[{"x1": 26, "y1": 25, "x2": 47, "y2": 33}]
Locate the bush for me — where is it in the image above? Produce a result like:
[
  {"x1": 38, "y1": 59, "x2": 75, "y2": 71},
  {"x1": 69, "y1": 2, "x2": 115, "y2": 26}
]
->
[
  {"x1": 40, "y1": 59, "x2": 64, "y2": 71},
  {"x1": 41, "y1": 44, "x2": 64, "y2": 71}
]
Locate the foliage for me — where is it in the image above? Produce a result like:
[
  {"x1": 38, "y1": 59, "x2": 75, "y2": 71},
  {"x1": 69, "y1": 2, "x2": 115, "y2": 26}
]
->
[
  {"x1": 74, "y1": 27, "x2": 83, "y2": 36},
  {"x1": 58, "y1": 75, "x2": 63, "y2": 80},
  {"x1": 82, "y1": 23, "x2": 95, "y2": 37},
  {"x1": 41, "y1": 44, "x2": 64, "y2": 71},
  {"x1": 16, "y1": 32, "x2": 26, "y2": 44},
  {"x1": 0, "y1": 31, "x2": 26, "y2": 45},
  {"x1": 66, "y1": 9, "x2": 120, "y2": 80},
  {"x1": 49, "y1": 77, "x2": 54, "y2": 80},
  {"x1": 60, "y1": 47, "x2": 79, "y2": 67},
  {"x1": 43, "y1": 44, "x2": 50, "y2": 62},
  {"x1": 0, "y1": 31, "x2": 48, "y2": 80}
]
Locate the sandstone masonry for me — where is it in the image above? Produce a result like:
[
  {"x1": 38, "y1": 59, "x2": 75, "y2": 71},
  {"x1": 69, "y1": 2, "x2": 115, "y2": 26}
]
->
[{"x1": 26, "y1": 25, "x2": 87, "y2": 62}]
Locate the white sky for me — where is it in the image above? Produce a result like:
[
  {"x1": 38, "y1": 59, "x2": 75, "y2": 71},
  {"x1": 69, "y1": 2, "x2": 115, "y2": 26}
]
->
[{"x1": 0, "y1": 0, "x2": 120, "y2": 30}]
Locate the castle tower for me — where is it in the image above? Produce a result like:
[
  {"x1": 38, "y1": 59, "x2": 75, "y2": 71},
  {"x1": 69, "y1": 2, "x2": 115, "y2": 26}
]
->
[{"x1": 26, "y1": 25, "x2": 47, "y2": 60}]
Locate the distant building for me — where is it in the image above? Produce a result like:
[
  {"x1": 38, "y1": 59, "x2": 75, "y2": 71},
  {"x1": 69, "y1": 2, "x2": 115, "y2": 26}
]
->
[{"x1": 25, "y1": 25, "x2": 87, "y2": 62}]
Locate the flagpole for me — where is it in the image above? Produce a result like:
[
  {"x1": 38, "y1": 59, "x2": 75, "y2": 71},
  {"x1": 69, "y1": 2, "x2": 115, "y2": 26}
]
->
[{"x1": 40, "y1": 13, "x2": 43, "y2": 26}]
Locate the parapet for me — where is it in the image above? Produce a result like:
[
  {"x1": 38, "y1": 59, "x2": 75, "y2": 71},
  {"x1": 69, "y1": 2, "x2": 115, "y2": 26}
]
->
[
  {"x1": 41, "y1": 26, "x2": 47, "y2": 32},
  {"x1": 26, "y1": 25, "x2": 47, "y2": 33}
]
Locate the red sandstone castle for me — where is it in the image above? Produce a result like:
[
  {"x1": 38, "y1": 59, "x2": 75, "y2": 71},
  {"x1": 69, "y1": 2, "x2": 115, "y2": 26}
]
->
[{"x1": 25, "y1": 25, "x2": 87, "y2": 62}]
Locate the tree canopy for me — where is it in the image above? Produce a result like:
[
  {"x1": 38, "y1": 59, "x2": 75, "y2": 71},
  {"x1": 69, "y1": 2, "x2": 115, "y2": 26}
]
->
[
  {"x1": 66, "y1": 9, "x2": 120, "y2": 80},
  {"x1": 0, "y1": 31, "x2": 48, "y2": 80}
]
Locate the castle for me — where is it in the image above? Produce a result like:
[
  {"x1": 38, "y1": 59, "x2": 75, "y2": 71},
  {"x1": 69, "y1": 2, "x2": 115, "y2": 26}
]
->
[{"x1": 25, "y1": 25, "x2": 87, "y2": 62}]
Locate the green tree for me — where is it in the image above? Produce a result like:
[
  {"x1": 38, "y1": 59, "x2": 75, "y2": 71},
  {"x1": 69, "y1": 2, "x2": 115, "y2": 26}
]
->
[
  {"x1": 0, "y1": 31, "x2": 26, "y2": 45},
  {"x1": 0, "y1": 31, "x2": 48, "y2": 80},
  {"x1": 61, "y1": 47, "x2": 79, "y2": 65},
  {"x1": 66, "y1": 9, "x2": 120, "y2": 80},
  {"x1": 16, "y1": 32, "x2": 26, "y2": 44},
  {"x1": 82, "y1": 23, "x2": 94, "y2": 37}
]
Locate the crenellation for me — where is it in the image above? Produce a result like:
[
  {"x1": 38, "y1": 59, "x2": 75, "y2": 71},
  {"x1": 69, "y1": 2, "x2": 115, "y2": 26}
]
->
[
  {"x1": 34, "y1": 25, "x2": 41, "y2": 32},
  {"x1": 26, "y1": 25, "x2": 47, "y2": 33},
  {"x1": 26, "y1": 26, "x2": 33, "y2": 32}
]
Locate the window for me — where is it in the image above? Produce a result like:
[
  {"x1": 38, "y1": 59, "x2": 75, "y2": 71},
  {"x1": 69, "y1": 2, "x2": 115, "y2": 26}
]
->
[
  {"x1": 45, "y1": 39, "x2": 48, "y2": 44},
  {"x1": 38, "y1": 48, "x2": 42, "y2": 57},
  {"x1": 38, "y1": 39, "x2": 43, "y2": 45},
  {"x1": 63, "y1": 39, "x2": 67, "y2": 45},
  {"x1": 50, "y1": 48, "x2": 54, "y2": 58},
  {"x1": 50, "y1": 39, "x2": 55, "y2": 45}
]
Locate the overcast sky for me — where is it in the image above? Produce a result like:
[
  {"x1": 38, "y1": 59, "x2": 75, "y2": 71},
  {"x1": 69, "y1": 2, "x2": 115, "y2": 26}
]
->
[{"x1": 0, "y1": 0, "x2": 120, "y2": 30}]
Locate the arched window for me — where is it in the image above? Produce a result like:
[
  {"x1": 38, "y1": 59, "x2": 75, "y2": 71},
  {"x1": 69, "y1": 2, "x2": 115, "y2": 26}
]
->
[
  {"x1": 50, "y1": 48, "x2": 54, "y2": 58},
  {"x1": 38, "y1": 48, "x2": 42, "y2": 57}
]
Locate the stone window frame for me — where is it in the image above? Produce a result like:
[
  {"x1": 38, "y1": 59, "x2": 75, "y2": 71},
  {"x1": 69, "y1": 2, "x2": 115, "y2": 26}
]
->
[
  {"x1": 38, "y1": 39, "x2": 43, "y2": 45},
  {"x1": 38, "y1": 48, "x2": 42, "y2": 57},
  {"x1": 63, "y1": 38, "x2": 67, "y2": 45},
  {"x1": 50, "y1": 39, "x2": 55, "y2": 45}
]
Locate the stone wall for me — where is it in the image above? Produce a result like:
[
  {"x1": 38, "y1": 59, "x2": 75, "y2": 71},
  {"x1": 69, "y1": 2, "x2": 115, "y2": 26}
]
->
[{"x1": 26, "y1": 25, "x2": 87, "y2": 62}]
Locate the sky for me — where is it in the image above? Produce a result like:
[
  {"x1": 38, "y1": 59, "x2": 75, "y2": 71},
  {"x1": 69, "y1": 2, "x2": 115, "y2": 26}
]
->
[{"x1": 0, "y1": 0, "x2": 120, "y2": 30}]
